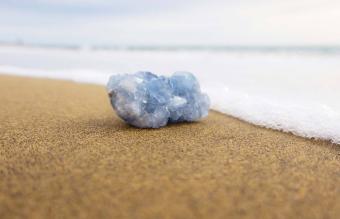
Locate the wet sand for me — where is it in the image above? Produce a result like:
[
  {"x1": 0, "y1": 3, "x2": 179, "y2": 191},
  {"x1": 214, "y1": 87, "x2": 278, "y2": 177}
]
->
[{"x1": 0, "y1": 75, "x2": 339, "y2": 219}]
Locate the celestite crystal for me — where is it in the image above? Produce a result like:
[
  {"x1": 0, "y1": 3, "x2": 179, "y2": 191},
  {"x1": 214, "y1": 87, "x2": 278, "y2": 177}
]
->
[{"x1": 107, "y1": 71, "x2": 210, "y2": 128}]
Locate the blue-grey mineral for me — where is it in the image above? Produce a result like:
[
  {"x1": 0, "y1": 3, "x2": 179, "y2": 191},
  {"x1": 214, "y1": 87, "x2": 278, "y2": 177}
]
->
[{"x1": 107, "y1": 71, "x2": 210, "y2": 128}]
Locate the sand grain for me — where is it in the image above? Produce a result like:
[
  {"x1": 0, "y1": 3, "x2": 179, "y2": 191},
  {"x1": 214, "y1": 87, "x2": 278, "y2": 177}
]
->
[{"x1": 0, "y1": 75, "x2": 339, "y2": 219}]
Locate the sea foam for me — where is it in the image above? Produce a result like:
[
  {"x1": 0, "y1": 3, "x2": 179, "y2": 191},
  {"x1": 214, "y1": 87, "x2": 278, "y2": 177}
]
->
[{"x1": 1, "y1": 45, "x2": 340, "y2": 143}]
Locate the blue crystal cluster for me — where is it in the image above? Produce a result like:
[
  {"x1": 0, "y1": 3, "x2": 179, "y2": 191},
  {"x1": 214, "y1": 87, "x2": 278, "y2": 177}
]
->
[{"x1": 107, "y1": 71, "x2": 210, "y2": 128}]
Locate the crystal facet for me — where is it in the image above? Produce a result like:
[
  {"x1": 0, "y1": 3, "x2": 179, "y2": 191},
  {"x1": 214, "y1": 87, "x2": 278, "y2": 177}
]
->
[{"x1": 107, "y1": 71, "x2": 210, "y2": 128}]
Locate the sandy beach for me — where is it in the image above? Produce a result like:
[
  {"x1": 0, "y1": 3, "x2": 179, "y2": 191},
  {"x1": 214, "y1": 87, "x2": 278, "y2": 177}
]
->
[{"x1": 0, "y1": 75, "x2": 339, "y2": 219}]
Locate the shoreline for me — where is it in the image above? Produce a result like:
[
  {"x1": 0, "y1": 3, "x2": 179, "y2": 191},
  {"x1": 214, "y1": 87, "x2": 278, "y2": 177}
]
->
[
  {"x1": 2, "y1": 66, "x2": 340, "y2": 144},
  {"x1": 1, "y1": 75, "x2": 339, "y2": 218}
]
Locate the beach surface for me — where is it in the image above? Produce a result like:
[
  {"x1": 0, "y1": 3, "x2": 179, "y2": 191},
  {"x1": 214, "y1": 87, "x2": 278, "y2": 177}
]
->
[{"x1": 0, "y1": 75, "x2": 339, "y2": 219}]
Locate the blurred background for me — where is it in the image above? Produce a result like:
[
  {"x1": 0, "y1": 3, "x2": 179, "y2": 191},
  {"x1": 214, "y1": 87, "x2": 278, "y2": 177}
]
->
[
  {"x1": 1, "y1": 0, "x2": 340, "y2": 46},
  {"x1": 1, "y1": 0, "x2": 339, "y2": 99}
]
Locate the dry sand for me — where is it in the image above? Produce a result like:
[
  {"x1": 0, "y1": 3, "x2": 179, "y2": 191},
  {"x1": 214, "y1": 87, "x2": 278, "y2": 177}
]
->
[{"x1": 0, "y1": 75, "x2": 339, "y2": 219}]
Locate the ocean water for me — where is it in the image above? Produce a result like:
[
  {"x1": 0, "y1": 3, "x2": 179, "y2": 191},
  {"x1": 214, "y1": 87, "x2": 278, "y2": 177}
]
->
[{"x1": 1, "y1": 45, "x2": 340, "y2": 144}]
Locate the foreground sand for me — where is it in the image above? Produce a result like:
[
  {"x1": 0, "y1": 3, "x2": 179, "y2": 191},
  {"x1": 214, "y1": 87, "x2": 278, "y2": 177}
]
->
[{"x1": 0, "y1": 75, "x2": 339, "y2": 219}]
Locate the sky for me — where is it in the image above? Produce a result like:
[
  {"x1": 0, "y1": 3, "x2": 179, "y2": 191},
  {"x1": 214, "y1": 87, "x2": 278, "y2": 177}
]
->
[{"x1": 0, "y1": 0, "x2": 340, "y2": 46}]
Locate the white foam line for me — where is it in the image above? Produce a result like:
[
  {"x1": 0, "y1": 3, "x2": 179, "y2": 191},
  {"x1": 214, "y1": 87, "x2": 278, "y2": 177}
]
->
[
  {"x1": 208, "y1": 86, "x2": 340, "y2": 144},
  {"x1": 0, "y1": 65, "x2": 109, "y2": 85}
]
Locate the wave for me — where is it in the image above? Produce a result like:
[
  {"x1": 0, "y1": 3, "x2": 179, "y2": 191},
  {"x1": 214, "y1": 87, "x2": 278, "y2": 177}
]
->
[
  {"x1": 209, "y1": 86, "x2": 340, "y2": 143},
  {"x1": 2, "y1": 43, "x2": 340, "y2": 55},
  {"x1": 0, "y1": 45, "x2": 339, "y2": 144}
]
